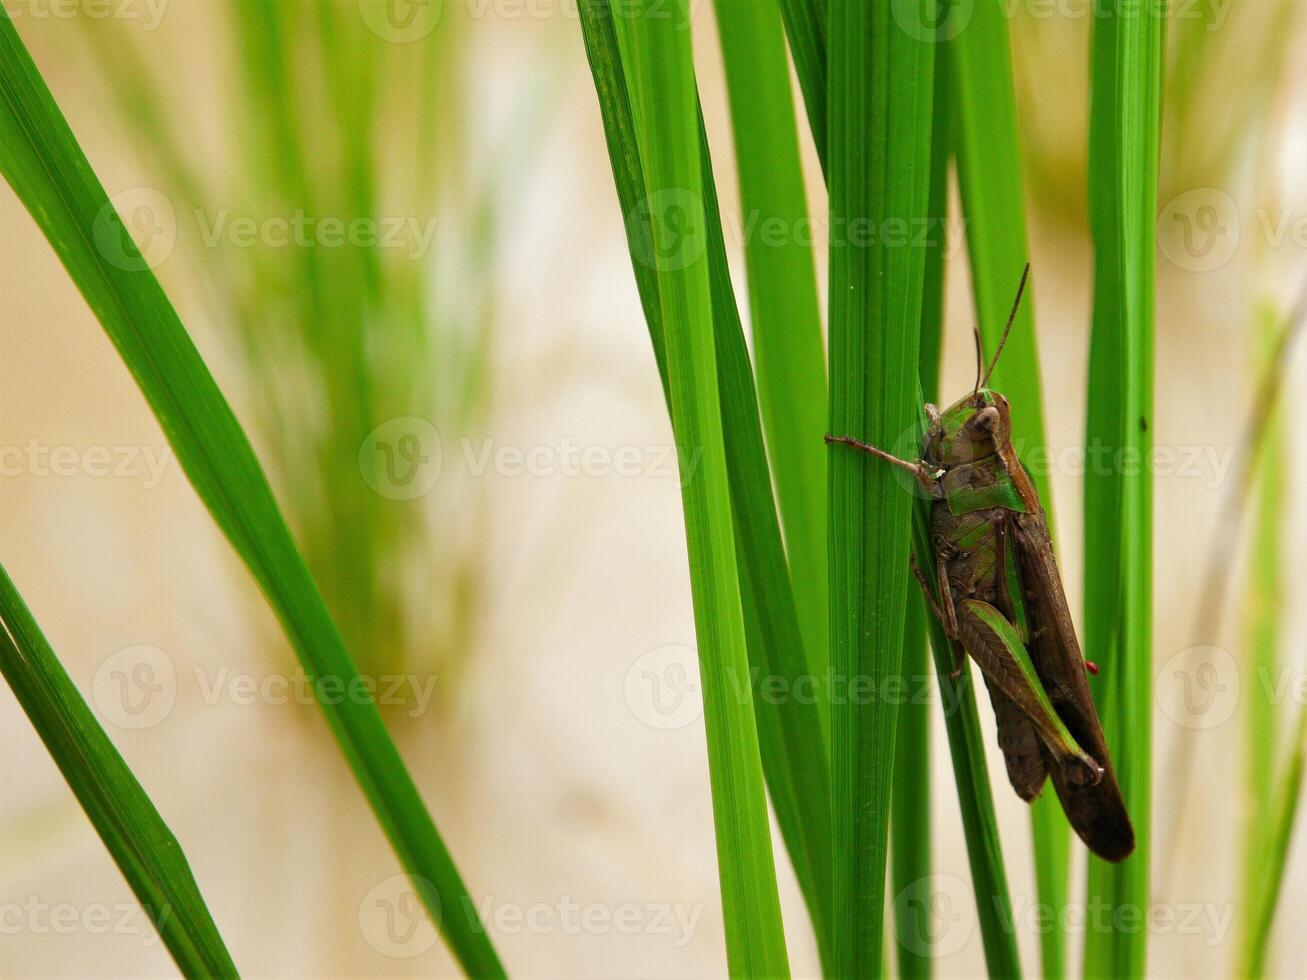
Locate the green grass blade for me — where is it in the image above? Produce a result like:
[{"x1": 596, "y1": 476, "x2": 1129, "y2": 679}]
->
[
  {"x1": 947, "y1": 7, "x2": 1068, "y2": 977},
  {"x1": 698, "y1": 117, "x2": 834, "y2": 970},
  {"x1": 891, "y1": 44, "x2": 949, "y2": 978},
  {"x1": 578, "y1": 2, "x2": 833, "y2": 965},
  {"x1": 1082, "y1": 3, "x2": 1165, "y2": 977},
  {"x1": 774, "y1": 0, "x2": 828, "y2": 175},
  {"x1": 1240, "y1": 301, "x2": 1287, "y2": 969},
  {"x1": 1240, "y1": 705, "x2": 1307, "y2": 978},
  {"x1": 949, "y1": 7, "x2": 1050, "y2": 487},
  {"x1": 891, "y1": 596, "x2": 931, "y2": 980},
  {"x1": 714, "y1": 0, "x2": 829, "y2": 728},
  {"x1": 605, "y1": 2, "x2": 791, "y2": 973},
  {"x1": 827, "y1": 2, "x2": 934, "y2": 973},
  {"x1": 909, "y1": 489, "x2": 1022, "y2": 979},
  {"x1": 0, "y1": 15, "x2": 503, "y2": 976},
  {"x1": 0, "y1": 563, "x2": 237, "y2": 977}
]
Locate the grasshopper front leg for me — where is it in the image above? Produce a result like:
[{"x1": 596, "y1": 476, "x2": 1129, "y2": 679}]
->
[
  {"x1": 824, "y1": 434, "x2": 943, "y2": 496},
  {"x1": 908, "y1": 553, "x2": 966, "y2": 676}
]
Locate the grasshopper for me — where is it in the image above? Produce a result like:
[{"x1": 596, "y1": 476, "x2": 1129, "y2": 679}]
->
[{"x1": 827, "y1": 265, "x2": 1135, "y2": 862}]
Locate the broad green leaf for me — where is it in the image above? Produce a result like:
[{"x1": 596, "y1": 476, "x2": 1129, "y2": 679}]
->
[
  {"x1": 0, "y1": 13, "x2": 503, "y2": 976},
  {"x1": 604, "y1": 1, "x2": 791, "y2": 973},
  {"x1": 827, "y1": 1, "x2": 934, "y2": 973},
  {"x1": 0, "y1": 563, "x2": 237, "y2": 977},
  {"x1": 1082, "y1": 3, "x2": 1165, "y2": 976}
]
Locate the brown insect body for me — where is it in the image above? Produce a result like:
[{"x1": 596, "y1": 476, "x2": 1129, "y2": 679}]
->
[
  {"x1": 924, "y1": 391, "x2": 1135, "y2": 862},
  {"x1": 827, "y1": 265, "x2": 1135, "y2": 862}
]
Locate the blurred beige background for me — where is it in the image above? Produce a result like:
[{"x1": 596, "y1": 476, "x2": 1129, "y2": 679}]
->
[{"x1": 3, "y1": 1, "x2": 1307, "y2": 977}]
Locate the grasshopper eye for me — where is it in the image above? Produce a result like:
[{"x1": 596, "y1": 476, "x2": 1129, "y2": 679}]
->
[{"x1": 972, "y1": 406, "x2": 1000, "y2": 431}]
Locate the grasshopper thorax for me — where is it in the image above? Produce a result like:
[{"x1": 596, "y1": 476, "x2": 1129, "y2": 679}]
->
[{"x1": 924, "y1": 387, "x2": 1014, "y2": 468}]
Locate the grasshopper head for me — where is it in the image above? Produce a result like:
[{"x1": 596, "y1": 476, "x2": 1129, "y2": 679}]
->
[{"x1": 925, "y1": 388, "x2": 1012, "y2": 467}]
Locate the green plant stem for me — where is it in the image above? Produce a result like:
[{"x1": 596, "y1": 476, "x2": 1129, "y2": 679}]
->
[
  {"x1": 1240, "y1": 706, "x2": 1307, "y2": 978},
  {"x1": 909, "y1": 485, "x2": 1022, "y2": 979},
  {"x1": 0, "y1": 563, "x2": 238, "y2": 977},
  {"x1": 608, "y1": 1, "x2": 791, "y2": 973},
  {"x1": 828, "y1": 1, "x2": 935, "y2": 973},
  {"x1": 714, "y1": 0, "x2": 828, "y2": 729},
  {"x1": 891, "y1": 40, "x2": 949, "y2": 978},
  {"x1": 1082, "y1": 2, "x2": 1165, "y2": 976},
  {"x1": 578, "y1": 2, "x2": 833, "y2": 966},
  {"x1": 774, "y1": 0, "x2": 827, "y2": 175},
  {"x1": 947, "y1": 6, "x2": 1068, "y2": 976},
  {"x1": 1239, "y1": 302, "x2": 1285, "y2": 973},
  {"x1": 0, "y1": 13, "x2": 503, "y2": 975}
]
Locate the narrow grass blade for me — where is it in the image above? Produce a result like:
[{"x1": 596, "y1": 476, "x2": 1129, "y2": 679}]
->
[
  {"x1": 1082, "y1": 4, "x2": 1165, "y2": 976},
  {"x1": 1157, "y1": 284, "x2": 1307, "y2": 886},
  {"x1": 827, "y1": 2, "x2": 934, "y2": 973},
  {"x1": 714, "y1": 0, "x2": 829, "y2": 722},
  {"x1": 578, "y1": 2, "x2": 833, "y2": 965},
  {"x1": 891, "y1": 45, "x2": 949, "y2": 979},
  {"x1": 605, "y1": 2, "x2": 791, "y2": 973},
  {"x1": 892, "y1": 597, "x2": 932, "y2": 980},
  {"x1": 909, "y1": 494, "x2": 1021, "y2": 979},
  {"x1": 1239, "y1": 301, "x2": 1288, "y2": 965},
  {"x1": 947, "y1": 8, "x2": 1068, "y2": 976},
  {"x1": 0, "y1": 564, "x2": 237, "y2": 977},
  {"x1": 1240, "y1": 705, "x2": 1307, "y2": 978},
  {"x1": 0, "y1": 15, "x2": 503, "y2": 976},
  {"x1": 774, "y1": 0, "x2": 827, "y2": 175}
]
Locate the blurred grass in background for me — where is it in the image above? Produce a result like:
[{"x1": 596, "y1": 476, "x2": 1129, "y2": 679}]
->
[
  {"x1": 4, "y1": 0, "x2": 1307, "y2": 975},
  {"x1": 77, "y1": 1, "x2": 517, "y2": 703}
]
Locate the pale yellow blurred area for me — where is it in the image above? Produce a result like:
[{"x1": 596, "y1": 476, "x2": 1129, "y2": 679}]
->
[{"x1": 2, "y1": 1, "x2": 1307, "y2": 978}]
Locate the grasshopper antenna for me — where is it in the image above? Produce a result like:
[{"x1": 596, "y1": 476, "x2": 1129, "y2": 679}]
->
[
  {"x1": 981, "y1": 262, "x2": 1032, "y2": 389},
  {"x1": 972, "y1": 319, "x2": 985, "y2": 396}
]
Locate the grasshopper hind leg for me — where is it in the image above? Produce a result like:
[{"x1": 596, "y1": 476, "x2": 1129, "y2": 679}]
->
[
  {"x1": 980, "y1": 677, "x2": 1048, "y2": 801},
  {"x1": 955, "y1": 598, "x2": 1103, "y2": 789}
]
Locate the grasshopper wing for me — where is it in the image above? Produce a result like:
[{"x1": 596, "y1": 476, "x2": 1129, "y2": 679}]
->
[{"x1": 1011, "y1": 508, "x2": 1136, "y2": 862}]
